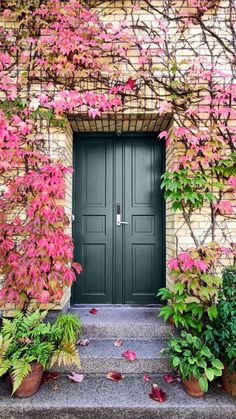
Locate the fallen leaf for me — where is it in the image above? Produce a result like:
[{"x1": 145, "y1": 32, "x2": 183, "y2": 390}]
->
[
  {"x1": 164, "y1": 374, "x2": 178, "y2": 383},
  {"x1": 68, "y1": 372, "x2": 84, "y2": 383},
  {"x1": 89, "y1": 308, "x2": 98, "y2": 314},
  {"x1": 149, "y1": 384, "x2": 166, "y2": 403},
  {"x1": 107, "y1": 372, "x2": 124, "y2": 382},
  {"x1": 77, "y1": 338, "x2": 90, "y2": 346},
  {"x1": 122, "y1": 350, "x2": 137, "y2": 361},
  {"x1": 143, "y1": 374, "x2": 152, "y2": 382},
  {"x1": 41, "y1": 371, "x2": 60, "y2": 384},
  {"x1": 51, "y1": 384, "x2": 59, "y2": 391},
  {"x1": 114, "y1": 339, "x2": 123, "y2": 347}
]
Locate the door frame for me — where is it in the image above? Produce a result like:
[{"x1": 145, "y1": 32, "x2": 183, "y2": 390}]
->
[{"x1": 71, "y1": 132, "x2": 166, "y2": 305}]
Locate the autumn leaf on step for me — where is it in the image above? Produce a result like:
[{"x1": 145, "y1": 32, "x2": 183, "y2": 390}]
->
[
  {"x1": 68, "y1": 372, "x2": 84, "y2": 383},
  {"x1": 149, "y1": 384, "x2": 166, "y2": 403},
  {"x1": 41, "y1": 372, "x2": 60, "y2": 384},
  {"x1": 77, "y1": 338, "x2": 90, "y2": 346},
  {"x1": 114, "y1": 339, "x2": 123, "y2": 347},
  {"x1": 107, "y1": 372, "x2": 124, "y2": 382},
  {"x1": 164, "y1": 374, "x2": 178, "y2": 383},
  {"x1": 122, "y1": 350, "x2": 137, "y2": 361},
  {"x1": 89, "y1": 308, "x2": 98, "y2": 314},
  {"x1": 143, "y1": 374, "x2": 152, "y2": 382}
]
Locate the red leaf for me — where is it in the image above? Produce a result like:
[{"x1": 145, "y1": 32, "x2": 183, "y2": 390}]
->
[
  {"x1": 143, "y1": 374, "x2": 152, "y2": 382},
  {"x1": 89, "y1": 308, "x2": 98, "y2": 314},
  {"x1": 41, "y1": 372, "x2": 60, "y2": 384},
  {"x1": 126, "y1": 77, "x2": 136, "y2": 90},
  {"x1": 107, "y1": 372, "x2": 124, "y2": 382},
  {"x1": 77, "y1": 338, "x2": 89, "y2": 346},
  {"x1": 114, "y1": 339, "x2": 123, "y2": 347},
  {"x1": 122, "y1": 350, "x2": 137, "y2": 361},
  {"x1": 72, "y1": 262, "x2": 83, "y2": 275},
  {"x1": 149, "y1": 384, "x2": 166, "y2": 403},
  {"x1": 68, "y1": 372, "x2": 84, "y2": 383},
  {"x1": 164, "y1": 374, "x2": 178, "y2": 383}
]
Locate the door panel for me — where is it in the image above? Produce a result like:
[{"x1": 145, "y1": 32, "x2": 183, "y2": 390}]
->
[
  {"x1": 72, "y1": 133, "x2": 165, "y2": 304},
  {"x1": 124, "y1": 139, "x2": 163, "y2": 303},
  {"x1": 73, "y1": 136, "x2": 113, "y2": 304}
]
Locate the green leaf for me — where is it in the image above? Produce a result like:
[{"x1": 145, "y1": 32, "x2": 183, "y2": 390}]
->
[
  {"x1": 199, "y1": 376, "x2": 208, "y2": 392},
  {"x1": 207, "y1": 306, "x2": 218, "y2": 321},
  {"x1": 172, "y1": 357, "x2": 181, "y2": 367},
  {"x1": 159, "y1": 305, "x2": 174, "y2": 322},
  {"x1": 212, "y1": 359, "x2": 224, "y2": 370},
  {"x1": 205, "y1": 368, "x2": 214, "y2": 381}
]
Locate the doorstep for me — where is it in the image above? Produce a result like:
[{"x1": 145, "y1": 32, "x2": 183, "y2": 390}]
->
[{"x1": 0, "y1": 374, "x2": 235, "y2": 419}]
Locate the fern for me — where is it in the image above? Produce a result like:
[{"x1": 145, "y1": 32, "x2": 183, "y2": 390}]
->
[
  {"x1": 0, "y1": 335, "x2": 12, "y2": 361},
  {"x1": 11, "y1": 360, "x2": 32, "y2": 395},
  {"x1": 2, "y1": 319, "x2": 17, "y2": 338},
  {"x1": 50, "y1": 342, "x2": 80, "y2": 368},
  {"x1": 0, "y1": 310, "x2": 81, "y2": 393},
  {"x1": 0, "y1": 360, "x2": 12, "y2": 377}
]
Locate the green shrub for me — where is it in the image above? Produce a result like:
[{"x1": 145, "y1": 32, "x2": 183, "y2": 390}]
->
[{"x1": 0, "y1": 309, "x2": 81, "y2": 394}]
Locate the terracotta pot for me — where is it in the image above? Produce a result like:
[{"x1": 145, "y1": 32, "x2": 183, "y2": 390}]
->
[
  {"x1": 222, "y1": 364, "x2": 236, "y2": 397},
  {"x1": 11, "y1": 362, "x2": 43, "y2": 398},
  {"x1": 182, "y1": 375, "x2": 204, "y2": 398}
]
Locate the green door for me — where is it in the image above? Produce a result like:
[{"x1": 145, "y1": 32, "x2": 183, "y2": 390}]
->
[{"x1": 72, "y1": 133, "x2": 165, "y2": 304}]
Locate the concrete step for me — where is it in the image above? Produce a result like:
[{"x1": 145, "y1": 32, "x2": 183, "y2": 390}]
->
[
  {"x1": 70, "y1": 306, "x2": 173, "y2": 338},
  {"x1": 0, "y1": 374, "x2": 235, "y2": 419},
  {"x1": 74, "y1": 338, "x2": 172, "y2": 374}
]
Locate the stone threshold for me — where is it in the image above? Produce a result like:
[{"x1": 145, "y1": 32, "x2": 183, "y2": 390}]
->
[{"x1": 0, "y1": 374, "x2": 235, "y2": 419}]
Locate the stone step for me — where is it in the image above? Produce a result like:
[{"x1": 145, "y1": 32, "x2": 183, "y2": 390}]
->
[
  {"x1": 70, "y1": 306, "x2": 173, "y2": 338},
  {"x1": 73, "y1": 338, "x2": 172, "y2": 374},
  {"x1": 0, "y1": 374, "x2": 235, "y2": 419}
]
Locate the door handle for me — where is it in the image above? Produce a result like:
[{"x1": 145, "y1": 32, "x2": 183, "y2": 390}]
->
[{"x1": 116, "y1": 203, "x2": 128, "y2": 226}]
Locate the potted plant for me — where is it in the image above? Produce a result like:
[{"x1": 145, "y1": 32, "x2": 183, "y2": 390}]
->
[
  {"x1": 0, "y1": 309, "x2": 81, "y2": 397},
  {"x1": 157, "y1": 244, "x2": 222, "y2": 332},
  {"x1": 167, "y1": 331, "x2": 224, "y2": 397},
  {"x1": 210, "y1": 267, "x2": 236, "y2": 396}
]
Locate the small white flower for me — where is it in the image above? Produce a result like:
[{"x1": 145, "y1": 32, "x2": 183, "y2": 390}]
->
[{"x1": 29, "y1": 98, "x2": 40, "y2": 111}]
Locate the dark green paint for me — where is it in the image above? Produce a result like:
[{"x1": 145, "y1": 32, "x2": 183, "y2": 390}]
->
[{"x1": 72, "y1": 133, "x2": 165, "y2": 304}]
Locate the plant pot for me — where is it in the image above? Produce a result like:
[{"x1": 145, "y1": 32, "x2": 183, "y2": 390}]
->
[
  {"x1": 222, "y1": 364, "x2": 236, "y2": 397},
  {"x1": 11, "y1": 362, "x2": 43, "y2": 398},
  {"x1": 182, "y1": 375, "x2": 204, "y2": 398}
]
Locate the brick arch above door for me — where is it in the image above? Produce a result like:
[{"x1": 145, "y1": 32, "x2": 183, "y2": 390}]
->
[{"x1": 69, "y1": 112, "x2": 172, "y2": 134}]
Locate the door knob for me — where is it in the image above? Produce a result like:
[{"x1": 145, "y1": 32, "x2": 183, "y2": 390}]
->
[{"x1": 116, "y1": 203, "x2": 128, "y2": 226}]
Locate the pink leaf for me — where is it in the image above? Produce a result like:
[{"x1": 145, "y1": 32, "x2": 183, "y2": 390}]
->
[
  {"x1": 143, "y1": 374, "x2": 152, "y2": 382},
  {"x1": 122, "y1": 350, "x2": 137, "y2": 361},
  {"x1": 72, "y1": 262, "x2": 83, "y2": 274},
  {"x1": 164, "y1": 374, "x2": 178, "y2": 383},
  {"x1": 89, "y1": 308, "x2": 98, "y2": 314},
  {"x1": 77, "y1": 338, "x2": 89, "y2": 346},
  {"x1": 42, "y1": 372, "x2": 60, "y2": 384},
  {"x1": 114, "y1": 339, "x2": 123, "y2": 347},
  {"x1": 68, "y1": 372, "x2": 84, "y2": 383},
  {"x1": 149, "y1": 384, "x2": 166, "y2": 403},
  {"x1": 158, "y1": 130, "x2": 169, "y2": 140},
  {"x1": 107, "y1": 372, "x2": 124, "y2": 382}
]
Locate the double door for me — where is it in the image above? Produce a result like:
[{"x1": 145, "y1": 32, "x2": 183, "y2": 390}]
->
[{"x1": 72, "y1": 133, "x2": 165, "y2": 304}]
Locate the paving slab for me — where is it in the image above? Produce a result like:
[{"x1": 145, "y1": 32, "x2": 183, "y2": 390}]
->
[
  {"x1": 60, "y1": 338, "x2": 172, "y2": 374},
  {"x1": 0, "y1": 374, "x2": 235, "y2": 419},
  {"x1": 70, "y1": 306, "x2": 173, "y2": 338}
]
